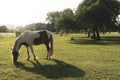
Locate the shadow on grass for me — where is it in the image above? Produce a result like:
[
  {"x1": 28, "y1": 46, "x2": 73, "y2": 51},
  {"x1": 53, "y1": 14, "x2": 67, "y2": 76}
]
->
[
  {"x1": 70, "y1": 36, "x2": 120, "y2": 45},
  {"x1": 14, "y1": 59, "x2": 85, "y2": 79}
]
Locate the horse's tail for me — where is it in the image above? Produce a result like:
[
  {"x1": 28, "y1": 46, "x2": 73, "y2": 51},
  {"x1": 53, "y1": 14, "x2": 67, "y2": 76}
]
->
[{"x1": 50, "y1": 34, "x2": 53, "y2": 56}]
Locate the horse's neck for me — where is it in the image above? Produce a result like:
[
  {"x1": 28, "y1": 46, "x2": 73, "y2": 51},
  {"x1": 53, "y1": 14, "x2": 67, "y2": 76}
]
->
[{"x1": 13, "y1": 37, "x2": 21, "y2": 51}]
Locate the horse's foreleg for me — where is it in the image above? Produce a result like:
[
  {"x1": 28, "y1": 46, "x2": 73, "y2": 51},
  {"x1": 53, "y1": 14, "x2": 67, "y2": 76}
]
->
[
  {"x1": 45, "y1": 43, "x2": 50, "y2": 59},
  {"x1": 26, "y1": 46, "x2": 30, "y2": 61},
  {"x1": 29, "y1": 45, "x2": 36, "y2": 60}
]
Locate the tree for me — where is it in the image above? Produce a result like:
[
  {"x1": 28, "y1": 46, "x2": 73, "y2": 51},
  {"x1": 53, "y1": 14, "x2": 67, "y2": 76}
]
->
[
  {"x1": 35, "y1": 23, "x2": 47, "y2": 30},
  {"x1": 46, "y1": 11, "x2": 61, "y2": 32},
  {"x1": 46, "y1": 23, "x2": 56, "y2": 32},
  {"x1": 0, "y1": 26, "x2": 8, "y2": 32},
  {"x1": 76, "y1": 0, "x2": 120, "y2": 40},
  {"x1": 55, "y1": 8, "x2": 76, "y2": 34},
  {"x1": 46, "y1": 11, "x2": 60, "y2": 24},
  {"x1": 24, "y1": 23, "x2": 36, "y2": 31}
]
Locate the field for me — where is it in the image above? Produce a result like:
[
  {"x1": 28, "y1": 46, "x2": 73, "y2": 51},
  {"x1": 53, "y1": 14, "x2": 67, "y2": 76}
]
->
[{"x1": 0, "y1": 33, "x2": 120, "y2": 80}]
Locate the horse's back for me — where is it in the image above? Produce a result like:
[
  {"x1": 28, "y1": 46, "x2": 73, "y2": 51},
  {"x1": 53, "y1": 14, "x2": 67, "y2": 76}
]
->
[
  {"x1": 22, "y1": 30, "x2": 39, "y2": 38},
  {"x1": 19, "y1": 30, "x2": 38, "y2": 43}
]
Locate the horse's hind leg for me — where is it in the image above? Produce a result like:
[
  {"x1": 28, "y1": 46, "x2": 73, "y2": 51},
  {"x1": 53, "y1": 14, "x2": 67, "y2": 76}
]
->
[
  {"x1": 45, "y1": 43, "x2": 50, "y2": 59},
  {"x1": 29, "y1": 45, "x2": 36, "y2": 60},
  {"x1": 26, "y1": 46, "x2": 30, "y2": 61}
]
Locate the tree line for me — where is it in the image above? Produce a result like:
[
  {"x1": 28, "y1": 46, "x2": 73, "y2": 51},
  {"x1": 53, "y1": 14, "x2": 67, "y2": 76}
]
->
[
  {"x1": 1, "y1": 0, "x2": 120, "y2": 40},
  {"x1": 16, "y1": 22, "x2": 55, "y2": 32},
  {"x1": 46, "y1": 0, "x2": 120, "y2": 40}
]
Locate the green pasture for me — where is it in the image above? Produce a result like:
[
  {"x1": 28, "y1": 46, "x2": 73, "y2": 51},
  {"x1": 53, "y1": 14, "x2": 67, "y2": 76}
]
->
[{"x1": 0, "y1": 33, "x2": 120, "y2": 80}]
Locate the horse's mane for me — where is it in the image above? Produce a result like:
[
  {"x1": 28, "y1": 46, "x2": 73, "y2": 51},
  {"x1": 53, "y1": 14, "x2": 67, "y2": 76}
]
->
[{"x1": 13, "y1": 35, "x2": 22, "y2": 50}]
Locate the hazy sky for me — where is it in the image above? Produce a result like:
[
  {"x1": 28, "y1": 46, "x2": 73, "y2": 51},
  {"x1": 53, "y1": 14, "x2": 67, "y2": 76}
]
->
[{"x1": 0, "y1": 0, "x2": 83, "y2": 26}]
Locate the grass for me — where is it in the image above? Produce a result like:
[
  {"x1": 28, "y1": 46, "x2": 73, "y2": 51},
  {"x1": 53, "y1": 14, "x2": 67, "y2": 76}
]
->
[
  {"x1": 0, "y1": 33, "x2": 15, "y2": 38},
  {"x1": 0, "y1": 33, "x2": 120, "y2": 80}
]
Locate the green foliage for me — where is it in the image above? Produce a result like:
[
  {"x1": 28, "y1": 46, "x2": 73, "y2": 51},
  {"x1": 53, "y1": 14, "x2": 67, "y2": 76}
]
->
[
  {"x1": 55, "y1": 8, "x2": 76, "y2": 34},
  {"x1": 75, "y1": 0, "x2": 120, "y2": 31},
  {"x1": 46, "y1": 9, "x2": 77, "y2": 34},
  {"x1": 46, "y1": 11, "x2": 60, "y2": 24},
  {"x1": 75, "y1": 0, "x2": 120, "y2": 40},
  {"x1": 46, "y1": 11, "x2": 61, "y2": 32},
  {"x1": 0, "y1": 25, "x2": 8, "y2": 32}
]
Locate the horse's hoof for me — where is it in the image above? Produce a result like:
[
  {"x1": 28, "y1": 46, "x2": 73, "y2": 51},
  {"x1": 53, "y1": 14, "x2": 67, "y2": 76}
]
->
[
  {"x1": 13, "y1": 61, "x2": 18, "y2": 64},
  {"x1": 27, "y1": 58, "x2": 30, "y2": 61},
  {"x1": 27, "y1": 59, "x2": 29, "y2": 61},
  {"x1": 46, "y1": 57, "x2": 50, "y2": 60}
]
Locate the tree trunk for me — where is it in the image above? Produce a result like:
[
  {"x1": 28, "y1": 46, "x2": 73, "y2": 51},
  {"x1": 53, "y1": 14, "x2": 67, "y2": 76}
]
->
[
  {"x1": 92, "y1": 28, "x2": 96, "y2": 39},
  {"x1": 91, "y1": 27, "x2": 100, "y2": 40},
  {"x1": 95, "y1": 27, "x2": 100, "y2": 40},
  {"x1": 88, "y1": 31, "x2": 91, "y2": 38}
]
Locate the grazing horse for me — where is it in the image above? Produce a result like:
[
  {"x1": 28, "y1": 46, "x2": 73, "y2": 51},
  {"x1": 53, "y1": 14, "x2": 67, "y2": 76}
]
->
[{"x1": 11, "y1": 30, "x2": 53, "y2": 63}]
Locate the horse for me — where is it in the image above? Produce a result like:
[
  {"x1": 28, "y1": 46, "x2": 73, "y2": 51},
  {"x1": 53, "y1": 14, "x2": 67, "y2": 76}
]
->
[{"x1": 11, "y1": 30, "x2": 53, "y2": 63}]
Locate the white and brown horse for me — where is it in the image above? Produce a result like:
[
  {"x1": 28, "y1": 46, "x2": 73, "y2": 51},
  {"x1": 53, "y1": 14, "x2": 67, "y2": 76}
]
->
[{"x1": 11, "y1": 30, "x2": 53, "y2": 63}]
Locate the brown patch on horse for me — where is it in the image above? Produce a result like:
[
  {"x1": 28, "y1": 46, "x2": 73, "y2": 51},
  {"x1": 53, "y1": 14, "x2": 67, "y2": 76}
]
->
[{"x1": 33, "y1": 31, "x2": 49, "y2": 45}]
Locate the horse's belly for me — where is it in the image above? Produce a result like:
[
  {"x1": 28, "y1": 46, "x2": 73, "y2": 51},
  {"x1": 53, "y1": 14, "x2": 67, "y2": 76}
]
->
[{"x1": 33, "y1": 38, "x2": 44, "y2": 45}]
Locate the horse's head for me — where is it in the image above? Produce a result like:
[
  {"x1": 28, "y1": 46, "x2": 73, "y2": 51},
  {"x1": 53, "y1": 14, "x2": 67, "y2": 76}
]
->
[{"x1": 11, "y1": 49, "x2": 19, "y2": 63}]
